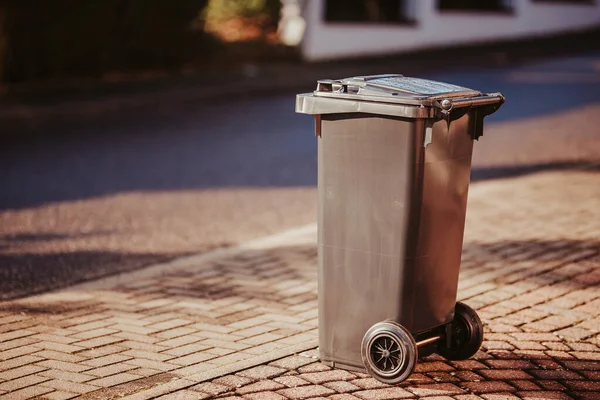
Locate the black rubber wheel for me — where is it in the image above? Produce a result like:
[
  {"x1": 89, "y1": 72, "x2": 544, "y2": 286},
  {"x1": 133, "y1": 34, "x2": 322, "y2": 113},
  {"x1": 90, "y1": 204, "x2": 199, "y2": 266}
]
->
[
  {"x1": 438, "y1": 302, "x2": 484, "y2": 361},
  {"x1": 361, "y1": 321, "x2": 418, "y2": 385}
]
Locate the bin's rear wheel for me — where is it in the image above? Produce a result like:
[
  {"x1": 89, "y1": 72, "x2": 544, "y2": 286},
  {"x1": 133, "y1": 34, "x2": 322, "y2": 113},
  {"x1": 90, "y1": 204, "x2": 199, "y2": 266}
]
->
[
  {"x1": 361, "y1": 321, "x2": 417, "y2": 385},
  {"x1": 438, "y1": 302, "x2": 483, "y2": 361}
]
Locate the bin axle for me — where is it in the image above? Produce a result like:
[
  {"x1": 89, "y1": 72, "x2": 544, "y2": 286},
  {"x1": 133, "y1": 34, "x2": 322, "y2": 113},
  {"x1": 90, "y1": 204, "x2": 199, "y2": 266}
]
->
[{"x1": 416, "y1": 335, "x2": 442, "y2": 348}]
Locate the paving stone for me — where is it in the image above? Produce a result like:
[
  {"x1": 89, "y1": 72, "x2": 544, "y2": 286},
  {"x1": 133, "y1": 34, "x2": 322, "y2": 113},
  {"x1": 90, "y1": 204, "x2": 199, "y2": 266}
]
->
[
  {"x1": 42, "y1": 390, "x2": 79, "y2": 400},
  {"x1": 87, "y1": 373, "x2": 141, "y2": 388},
  {"x1": 574, "y1": 393, "x2": 600, "y2": 400},
  {"x1": 161, "y1": 343, "x2": 211, "y2": 357},
  {"x1": 73, "y1": 336, "x2": 124, "y2": 348},
  {"x1": 38, "y1": 369, "x2": 96, "y2": 383},
  {"x1": 237, "y1": 365, "x2": 287, "y2": 379},
  {"x1": 427, "y1": 371, "x2": 460, "y2": 383},
  {"x1": 71, "y1": 328, "x2": 120, "y2": 340},
  {"x1": 453, "y1": 371, "x2": 484, "y2": 382},
  {"x1": 0, "y1": 330, "x2": 36, "y2": 342},
  {"x1": 449, "y1": 360, "x2": 489, "y2": 370},
  {"x1": 0, "y1": 346, "x2": 43, "y2": 361},
  {"x1": 0, "y1": 374, "x2": 51, "y2": 392},
  {"x1": 277, "y1": 384, "x2": 335, "y2": 399},
  {"x1": 407, "y1": 383, "x2": 465, "y2": 397},
  {"x1": 0, "y1": 355, "x2": 45, "y2": 371},
  {"x1": 480, "y1": 394, "x2": 521, "y2": 400},
  {"x1": 350, "y1": 378, "x2": 389, "y2": 390},
  {"x1": 81, "y1": 354, "x2": 133, "y2": 368},
  {"x1": 269, "y1": 355, "x2": 314, "y2": 370},
  {"x1": 1, "y1": 364, "x2": 47, "y2": 380},
  {"x1": 190, "y1": 382, "x2": 231, "y2": 396},
  {"x1": 483, "y1": 360, "x2": 536, "y2": 369},
  {"x1": 87, "y1": 362, "x2": 138, "y2": 377},
  {"x1": 129, "y1": 367, "x2": 163, "y2": 377},
  {"x1": 236, "y1": 380, "x2": 285, "y2": 394},
  {"x1": 234, "y1": 326, "x2": 277, "y2": 338},
  {"x1": 322, "y1": 380, "x2": 361, "y2": 393},
  {"x1": 297, "y1": 362, "x2": 331, "y2": 373},
  {"x1": 119, "y1": 340, "x2": 169, "y2": 352},
  {"x1": 156, "y1": 336, "x2": 203, "y2": 348},
  {"x1": 299, "y1": 369, "x2": 356, "y2": 384},
  {"x1": 155, "y1": 389, "x2": 204, "y2": 400},
  {"x1": 169, "y1": 352, "x2": 216, "y2": 366},
  {"x1": 213, "y1": 374, "x2": 255, "y2": 389},
  {"x1": 0, "y1": 337, "x2": 39, "y2": 352},
  {"x1": 76, "y1": 345, "x2": 127, "y2": 358},
  {"x1": 115, "y1": 331, "x2": 162, "y2": 344},
  {"x1": 414, "y1": 362, "x2": 455, "y2": 373},
  {"x1": 562, "y1": 360, "x2": 600, "y2": 370},
  {"x1": 0, "y1": 384, "x2": 54, "y2": 399},
  {"x1": 508, "y1": 380, "x2": 541, "y2": 391},
  {"x1": 478, "y1": 369, "x2": 533, "y2": 380},
  {"x1": 563, "y1": 380, "x2": 600, "y2": 391},
  {"x1": 352, "y1": 387, "x2": 415, "y2": 399},
  {"x1": 517, "y1": 391, "x2": 574, "y2": 400},
  {"x1": 32, "y1": 350, "x2": 87, "y2": 364},
  {"x1": 329, "y1": 395, "x2": 363, "y2": 400},
  {"x1": 273, "y1": 375, "x2": 311, "y2": 388},
  {"x1": 460, "y1": 381, "x2": 517, "y2": 394},
  {"x1": 40, "y1": 379, "x2": 100, "y2": 394},
  {"x1": 34, "y1": 360, "x2": 89, "y2": 373},
  {"x1": 154, "y1": 328, "x2": 198, "y2": 340},
  {"x1": 171, "y1": 362, "x2": 216, "y2": 377},
  {"x1": 529, "y1": 369, "x2": 583, "y2": 380}
]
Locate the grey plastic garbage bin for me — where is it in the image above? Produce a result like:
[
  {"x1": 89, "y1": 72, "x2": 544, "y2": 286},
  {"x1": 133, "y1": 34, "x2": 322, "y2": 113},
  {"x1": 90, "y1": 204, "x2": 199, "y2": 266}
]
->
[{"x1": 295, "y1": 74, "x2": 504, "y2": 385}]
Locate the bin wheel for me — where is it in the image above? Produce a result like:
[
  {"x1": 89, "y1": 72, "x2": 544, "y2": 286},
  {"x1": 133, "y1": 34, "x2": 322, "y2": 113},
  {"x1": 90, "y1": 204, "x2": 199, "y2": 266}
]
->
[
  {"x1": 438, "y1": 302, "x2": 483, "y2": 361},
  {"x1": 361, "y1": 321, "x2": 417, "y2": 385}
]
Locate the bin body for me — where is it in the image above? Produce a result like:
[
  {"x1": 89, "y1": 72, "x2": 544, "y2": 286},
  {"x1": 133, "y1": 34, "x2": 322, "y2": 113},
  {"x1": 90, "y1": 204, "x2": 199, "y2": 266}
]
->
[
  {"x1": 318, "y1": 113, "x2": 474, "y2": 371},
  {"x1": 296, "y1": 74, "x2": 504, "y2": 373}
]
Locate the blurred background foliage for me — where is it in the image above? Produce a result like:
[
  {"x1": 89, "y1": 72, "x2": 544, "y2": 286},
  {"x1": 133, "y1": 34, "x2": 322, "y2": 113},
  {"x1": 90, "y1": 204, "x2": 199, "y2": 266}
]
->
[
  {"x1": 0, "y1": 0, "x2": 284, "y2": 87},
  {"x1": 204, "y1": 0, "x2": 281, "y2": 42}
]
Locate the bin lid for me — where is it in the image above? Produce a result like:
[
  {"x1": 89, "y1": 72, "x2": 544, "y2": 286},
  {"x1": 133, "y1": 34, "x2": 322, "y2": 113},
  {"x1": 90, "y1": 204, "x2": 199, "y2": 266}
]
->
[
  {"x1": 296, "y1": 74, "x2": 505, "y2": 119},
  {"x1": 315, "y1": 74, "x2": 481, "y2": 101}
]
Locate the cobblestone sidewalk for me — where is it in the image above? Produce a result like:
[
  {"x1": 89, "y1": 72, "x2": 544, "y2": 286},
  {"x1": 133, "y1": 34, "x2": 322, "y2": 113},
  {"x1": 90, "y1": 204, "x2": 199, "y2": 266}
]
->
[{"x1": 1, "y1": 166, "x2": 600, "y2": 400}]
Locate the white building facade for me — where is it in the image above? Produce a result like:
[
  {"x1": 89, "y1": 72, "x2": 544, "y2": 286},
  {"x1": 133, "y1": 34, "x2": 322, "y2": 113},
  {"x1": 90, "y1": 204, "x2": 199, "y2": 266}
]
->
[{"x1": 296, "y1": 0, "x2": 600, "y2": 61}]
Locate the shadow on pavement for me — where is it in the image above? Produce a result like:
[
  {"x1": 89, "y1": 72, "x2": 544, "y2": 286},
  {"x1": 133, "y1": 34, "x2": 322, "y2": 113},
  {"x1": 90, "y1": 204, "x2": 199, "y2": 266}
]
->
[
  {"x1": 0, "y1": 249, "x2": 197, "y2": 301},
  {"x1": 2, "y1": 194, "x2": 599, "y2": 302},
  {"x1": 0, "y1": 231, "x2": 113, "y2": 250},
  {"x1": 471, "y1": 162, "x2": 600, "y2": 182}
]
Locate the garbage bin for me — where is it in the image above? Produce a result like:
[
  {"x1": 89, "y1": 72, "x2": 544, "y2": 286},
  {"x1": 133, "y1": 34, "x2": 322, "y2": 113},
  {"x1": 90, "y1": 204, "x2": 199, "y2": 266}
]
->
[{"x1": 295, "y1": 74, "x2": 505, "y2": 384}]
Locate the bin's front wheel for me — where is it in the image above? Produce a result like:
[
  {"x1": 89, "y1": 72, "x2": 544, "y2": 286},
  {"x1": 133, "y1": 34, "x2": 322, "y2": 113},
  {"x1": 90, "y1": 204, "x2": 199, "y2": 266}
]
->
[
  {"x1": 438, "y1": 302, "x2": 483, "y2": 361},
  {"x1": 361, "y1": 321, "x2": 417, "y2": 385}
]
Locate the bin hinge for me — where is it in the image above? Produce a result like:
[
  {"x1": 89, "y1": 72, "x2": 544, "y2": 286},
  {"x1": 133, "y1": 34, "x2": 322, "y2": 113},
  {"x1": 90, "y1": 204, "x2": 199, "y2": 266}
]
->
[{"x1": 424, "y1": 120, "x2": 434, "y2": 148}]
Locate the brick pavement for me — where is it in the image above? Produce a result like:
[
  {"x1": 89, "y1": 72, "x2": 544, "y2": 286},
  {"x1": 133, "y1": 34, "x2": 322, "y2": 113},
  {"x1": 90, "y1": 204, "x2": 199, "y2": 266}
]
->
[{"x1": 1, "y1": 166, "x2": 600, "y2": 399}]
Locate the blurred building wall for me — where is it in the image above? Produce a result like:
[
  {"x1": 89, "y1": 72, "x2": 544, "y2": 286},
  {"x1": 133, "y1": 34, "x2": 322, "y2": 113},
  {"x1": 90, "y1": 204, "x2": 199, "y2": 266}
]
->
[{"x1": 300, "y1": 0, "x2": 600, "y2": 61}]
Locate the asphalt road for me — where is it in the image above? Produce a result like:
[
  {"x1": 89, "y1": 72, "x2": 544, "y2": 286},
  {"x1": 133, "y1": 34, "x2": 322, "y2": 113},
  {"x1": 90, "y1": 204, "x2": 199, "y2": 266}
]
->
[{"x1": 2, "y1": 52, "x2": 600, "y2": 300}]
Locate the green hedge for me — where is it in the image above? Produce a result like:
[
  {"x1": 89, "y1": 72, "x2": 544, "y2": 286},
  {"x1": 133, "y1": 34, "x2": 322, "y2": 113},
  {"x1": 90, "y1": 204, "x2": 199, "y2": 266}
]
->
[
  {"x1": 0, "y1": 0, "x2": 214, "y2": 84},
  {"x1": 204, "y1": 0, "x2": 280, "y2": 24}
]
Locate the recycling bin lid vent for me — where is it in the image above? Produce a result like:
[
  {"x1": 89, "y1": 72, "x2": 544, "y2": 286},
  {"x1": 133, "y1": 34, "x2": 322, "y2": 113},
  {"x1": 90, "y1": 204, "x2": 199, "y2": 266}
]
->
[{"x1": 315, "y1": 74, "x2": 481, "y2": 101}]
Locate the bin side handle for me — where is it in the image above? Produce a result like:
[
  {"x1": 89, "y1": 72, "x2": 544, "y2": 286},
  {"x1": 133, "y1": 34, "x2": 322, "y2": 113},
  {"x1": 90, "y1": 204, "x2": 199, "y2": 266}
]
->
[
  {"x1": 471, "y1": 98, "x2": 505, "y2": 140},
  {"x1": 435, "y1": 93, "x2": 505, "y2": 140}
]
